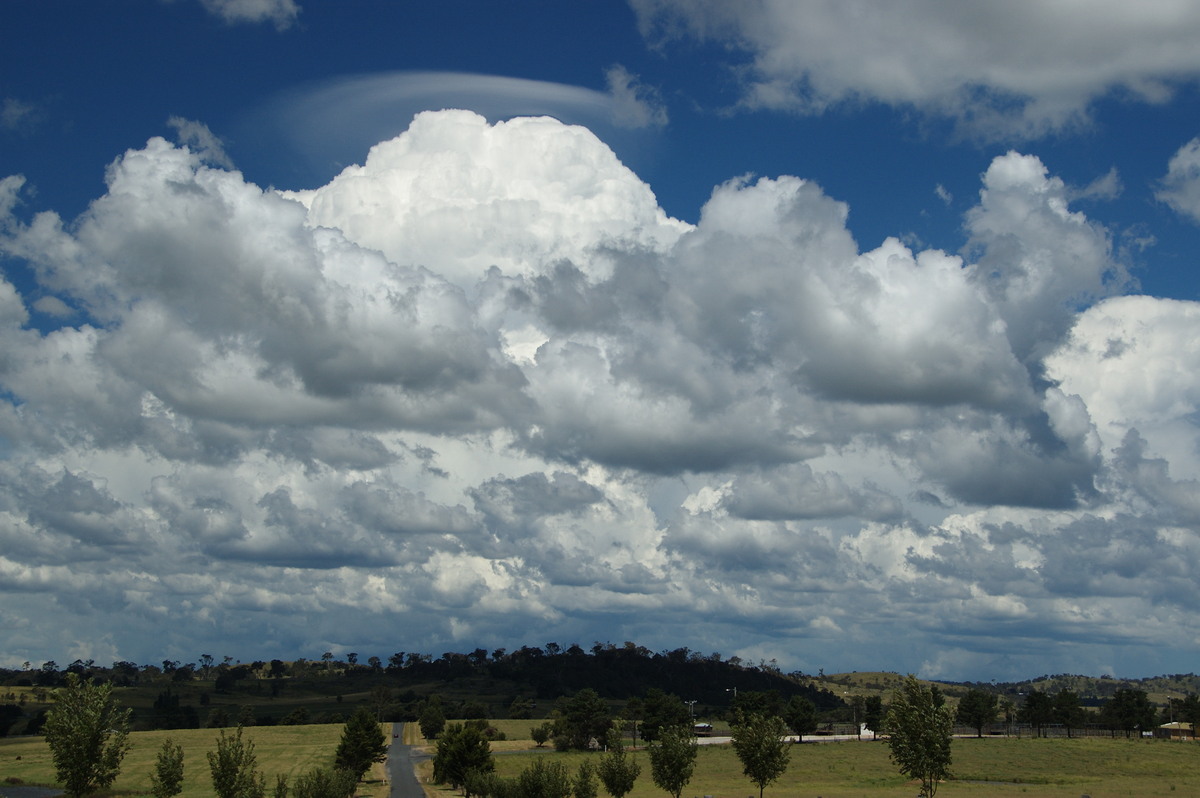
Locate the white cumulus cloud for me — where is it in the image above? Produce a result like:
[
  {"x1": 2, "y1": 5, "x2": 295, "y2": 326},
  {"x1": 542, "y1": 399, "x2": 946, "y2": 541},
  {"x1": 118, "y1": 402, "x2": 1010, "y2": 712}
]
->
[{"x1": 1, "y1": 110, "x2": 1199, "y2": 678}]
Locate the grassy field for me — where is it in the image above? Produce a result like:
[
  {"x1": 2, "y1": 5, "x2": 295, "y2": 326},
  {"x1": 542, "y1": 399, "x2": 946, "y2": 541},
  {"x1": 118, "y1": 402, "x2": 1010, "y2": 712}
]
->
[
  {"x1": 0, "y1": 724, "x2": 390, "y2": 798},
  {"x1": 415, "y1": 731, "x2": 1200, "y2": 798},
  {"x1": 8, "y1": 722, "x2": 1200, "y2": 798}
]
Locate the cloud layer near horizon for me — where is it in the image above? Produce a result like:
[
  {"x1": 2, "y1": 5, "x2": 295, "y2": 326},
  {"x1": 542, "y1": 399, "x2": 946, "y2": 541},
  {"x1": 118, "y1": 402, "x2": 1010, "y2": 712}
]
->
[{"x1": 2, "y1": 110, "x2": 1198, "y2": 679}]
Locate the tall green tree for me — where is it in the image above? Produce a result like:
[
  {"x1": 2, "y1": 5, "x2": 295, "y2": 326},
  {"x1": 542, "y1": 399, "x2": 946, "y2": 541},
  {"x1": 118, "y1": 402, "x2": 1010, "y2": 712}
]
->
[
  {"x1": 432, "y1": 722, "x2": 493, "y2": 791},
  {"x1": 43, "y1": 673, "x2": 132, "y2": 798},
  {"x1": 1053, "y1": 689, "x2": 1087, "y2": 738},
  {"x1": 955, "y1": 689, "x2": 998, "y2": 737},
  {"x1": 638, "y1": 689, "x2": 691, "y2": 743},
  {"x1": 208, "y1": 725, "x2": 266, "y2": 798},
  {"x1": 648, "y1": 724, "x2": 697, "y2": 798},
  {"x1": 1100, "y1": 688, "x2": 1156, "y2": 737},
  {"x1": 149, "y1": 738, "x2": 185, "y2": 798},
  {"x1": 1179, "y1": 693, "x2": 1200, "y2": 736},
  {"x1": 885, "y1": 675, "x2": 953, "y2": 798},
  {"x1": 781, "y1": 695, "x2": 818, "y2": 740},
  {"x1": 553, "y1": 688, "x2": 611, "y2": 750},
  {"x1": 418, "y1": 699, "x2": 446, "y2": 740},
  {"x1": 334, "y1": 705, "x2": 388, "y2": 782},
  {"x1": 1018, "y1": 690, "x2": 1055, "y2": 737},
  {"x1": 863, "y1": 695, "x2": 884, "y2": 739},
  {"x1": 731, "y1": 712, "x2": 791, "y2": 798},
  {"x1": 597, "y1": 730, "x2": 641, "y2": 798}
]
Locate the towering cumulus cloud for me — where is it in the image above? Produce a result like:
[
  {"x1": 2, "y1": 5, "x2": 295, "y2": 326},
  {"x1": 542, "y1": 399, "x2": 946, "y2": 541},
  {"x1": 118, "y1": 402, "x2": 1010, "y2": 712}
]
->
[{"x1": 0, "y1": 110, "x2": 1197, "y2": 677}]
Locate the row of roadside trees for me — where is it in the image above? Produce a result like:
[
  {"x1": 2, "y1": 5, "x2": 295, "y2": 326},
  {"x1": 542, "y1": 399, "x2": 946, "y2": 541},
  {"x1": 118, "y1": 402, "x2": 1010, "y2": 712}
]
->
[
  {"x1": 430, "y1": 676, "x2": 954, "y2": 798},
  {"x1": 955, "y1": 685, "x2": 1168, "y2": 738}
]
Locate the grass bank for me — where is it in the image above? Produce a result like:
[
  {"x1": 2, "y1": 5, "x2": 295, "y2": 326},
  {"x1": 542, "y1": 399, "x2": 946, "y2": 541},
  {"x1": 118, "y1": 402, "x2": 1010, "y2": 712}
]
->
[
  {"x1": 0, "y1": 724, "x2": 390, "y2": 798},
  {"x1": 9, "y1": 724, "x2": 1200, "y2": 798},
  {"x1": 418, "y1": 731, "x2": 1200, "y2": 798}
]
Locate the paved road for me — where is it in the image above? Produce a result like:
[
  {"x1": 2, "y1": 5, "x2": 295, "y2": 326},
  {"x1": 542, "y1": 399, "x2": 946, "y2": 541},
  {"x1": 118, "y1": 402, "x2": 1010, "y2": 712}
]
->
[{"x1": 387, "y1": 722, "x2": 429, "y2": 798}]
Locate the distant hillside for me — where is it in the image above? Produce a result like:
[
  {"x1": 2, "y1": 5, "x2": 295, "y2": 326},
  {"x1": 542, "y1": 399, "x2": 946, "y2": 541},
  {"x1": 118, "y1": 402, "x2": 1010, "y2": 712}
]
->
[
  {"x1": 0, "y1": 644, "x2": 841, "y2": 734},
  {"x1": 6, "y1": 648, "x2": 1198, "y2": 737},
  {"x1": 809, "y1": 671, "x2": 1200, "y2": 708}
]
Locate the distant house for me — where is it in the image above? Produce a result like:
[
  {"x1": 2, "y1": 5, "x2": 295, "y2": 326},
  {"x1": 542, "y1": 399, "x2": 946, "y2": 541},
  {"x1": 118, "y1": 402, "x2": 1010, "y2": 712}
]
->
[{"x1": 1157, "y1": 721, "x2": 1195, "y2": 740}]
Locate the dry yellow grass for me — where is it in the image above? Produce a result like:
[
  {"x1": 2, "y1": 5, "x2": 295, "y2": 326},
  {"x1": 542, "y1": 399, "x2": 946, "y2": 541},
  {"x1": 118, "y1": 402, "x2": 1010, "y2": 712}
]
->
[{"x1": 0, "y1": 723, "x2": 392, "y2": 798}]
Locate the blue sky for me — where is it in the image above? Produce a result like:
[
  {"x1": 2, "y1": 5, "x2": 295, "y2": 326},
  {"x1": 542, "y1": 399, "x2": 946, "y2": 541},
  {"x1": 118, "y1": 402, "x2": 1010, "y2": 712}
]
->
[{"x1": 5, "y1": 0, "x2": 1200, "y2": 682}]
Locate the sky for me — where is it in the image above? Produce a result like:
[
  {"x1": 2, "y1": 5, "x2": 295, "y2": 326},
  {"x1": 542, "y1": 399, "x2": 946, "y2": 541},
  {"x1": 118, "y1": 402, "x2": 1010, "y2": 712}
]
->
[{"x1": 4, "y1": 1, "x2": 1200, "y2": 683}]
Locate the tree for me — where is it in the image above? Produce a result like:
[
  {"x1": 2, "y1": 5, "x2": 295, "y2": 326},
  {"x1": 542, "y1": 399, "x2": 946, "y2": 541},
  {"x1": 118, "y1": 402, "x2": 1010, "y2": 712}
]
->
[
  {"x1": 863, "y1": 695, "x2": 884, "y2": 739},
  {"x1": 885, "y1": 675, "x2": 953, "y2": 798},
  {"x1": 731, "y1": 712, "x2": 791, "y2": 798},
  {"x1": 648, "y1": 723, "x2": 697, "y2": 798},
  {"x1": 334, "y1": 705, "x2": 388, "y2": 782},
  {"x1": 639, "y1": 689, "x2": 691, "y2": 743},
  {"x1": 149, "y1": 738, "x2": 185, "y2": 798},
  {"x1": 418, "y1": 699, "x2": 446, "y2": 740},
  {"x1": 530, "y1": 722, "x2": 552, "y2": 747},
  {"x1": 1018, "y1": 690, "x2": 1055, "y2": 737},
  {"x1": 574, "y1": 759, "x2": 599, "y2": 798},
  {"x1": 43, "y1": 673, "x2": 132, "y2": 798},
  {"x1": 732, "y1": 690, "x2": 784, "y2": 719},
  {"x1": 515, "y1": 757, "x2": 572, "y2": 798},
  {"x1": 782, "y1": 694, "x2": 818, "y2": 740},
  {"x1": 1101, "y1": 688, "x2": 1156, "y2": 737},
  {"x1": 432, "y1": 722, "x2": 493, "y2": 791},
  {"x1": 1179, "y1": 693, "x2": 1200, "y2": 737},
  {"x1": 1053, "y1": 689, "x2": 1087, "y2": 738},
  {"x1": 553, "y1": 688, "x2": 611, "y2": 750},
  {"x1": 291, "y1": 766, "x2": 356, "y2": 798},
  {"x1": 955, "y1": 689, "x2": 998, "y2": 737},
  {"x1": 597, "y1": 730, "x2": 641, "y2": 798},
  {"x1": 208, "y1": 725, "x2": 266, "y2": 798}
]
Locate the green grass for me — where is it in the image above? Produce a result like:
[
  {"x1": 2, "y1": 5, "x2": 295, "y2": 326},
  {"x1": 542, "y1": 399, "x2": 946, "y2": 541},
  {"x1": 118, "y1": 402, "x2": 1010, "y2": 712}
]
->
[
  {"x1": 10, "y1": 726, "x2": 1200, "y2": 798},
  {"x1": 0, "y1": 724, "x2": 390, "y2": 798},
  {"x1": 417, "y1": 735, "x2": 1200, "y2": 798}
]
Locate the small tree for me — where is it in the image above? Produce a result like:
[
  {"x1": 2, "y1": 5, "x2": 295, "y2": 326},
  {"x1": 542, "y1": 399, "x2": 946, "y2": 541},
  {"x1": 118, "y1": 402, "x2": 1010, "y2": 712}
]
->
[
  {"x1": 597, "y1": 730, "x2": 641, "y2": 798},
  {"x1": 574, "y1": 759, "x2": 599, "y2": 798},
  {"x1": 150, "y1": 737, "x2": 185, "y2": 798},
  {"x1": 648, "y1": 724, "x2": 697, "y2": 798},
  {"x1": 208, "y1": 725, "x2": 266, "y2": 798},
  {"x1": 530, "y1": 722, "x2": 552, "y2": 747},
  {"x1": 334, "y1": 705, "x2": 388, "y2": 782},
  {"x1": 291, "y1": 766, "x2": 356, "y2": 798},
  {"x1": 955, "y1": 689, "x2": 998, "y2": 737},
  {"x1": 515, "y1": 757, "x2": 572, "y2": 798},
  {"x1": 731, "y1": 712, "x2": 791, "y2": 798},
  {"x1": 885, "y1": 675, "x2": 953, "y2": 798},
  {"x1": 432, "y1": 722, "x2": 493, "y2": 791},
  {"x1": 43, "y1": 673, "x2": 132, "y2": 798}
]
